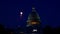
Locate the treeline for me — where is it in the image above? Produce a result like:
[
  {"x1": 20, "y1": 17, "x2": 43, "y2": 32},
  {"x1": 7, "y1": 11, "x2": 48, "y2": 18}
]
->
[
  {"x1": 0, "y1": 24, "x2": 60, "y2": 34},
  {"x1": 43, "y1": 26, "x2": 60, "y2": 34}
]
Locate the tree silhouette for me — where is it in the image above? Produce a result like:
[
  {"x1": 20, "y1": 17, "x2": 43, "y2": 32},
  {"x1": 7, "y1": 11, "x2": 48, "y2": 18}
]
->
[
  {"x1": 42, "y1": 25, "x2": 52, "y2": 34},
  {"x1": 0, "y1": 24, "x2": 5, "y2": 34}
]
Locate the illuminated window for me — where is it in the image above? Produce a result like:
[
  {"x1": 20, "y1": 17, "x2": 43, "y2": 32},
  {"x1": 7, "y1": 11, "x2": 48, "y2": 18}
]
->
[
  {"x1": 32, "y1": 29, "x2": 37, "y2": 32},
  {"x1": 31, "y1": 22, "x2": 37, "y2": 25}
]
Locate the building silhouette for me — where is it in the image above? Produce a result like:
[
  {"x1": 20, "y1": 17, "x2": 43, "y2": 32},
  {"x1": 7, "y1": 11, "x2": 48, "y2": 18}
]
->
[{"x1": 26, "y1": 7, "x2": 41, "y2": 34}]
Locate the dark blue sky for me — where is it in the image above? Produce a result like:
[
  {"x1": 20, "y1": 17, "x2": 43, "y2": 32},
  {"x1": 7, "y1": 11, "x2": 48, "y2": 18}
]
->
[{"x1": 0, "y1": 0, "x2": 59, "y2": 29}]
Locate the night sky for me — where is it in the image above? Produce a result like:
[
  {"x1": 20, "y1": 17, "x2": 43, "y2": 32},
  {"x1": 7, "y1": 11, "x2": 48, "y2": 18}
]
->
[{"x1": 0, "y1": 0, "x2": 59, "y2": 29}]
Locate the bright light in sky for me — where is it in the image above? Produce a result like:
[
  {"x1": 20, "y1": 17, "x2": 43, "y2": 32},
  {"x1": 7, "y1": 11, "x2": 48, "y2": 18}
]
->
[
  {"x1": 20, "y1": 12, "x2": 23, "y2": 16},
  {"x1": 20, "y1": 12, "x2": 23, "y2": 15}
]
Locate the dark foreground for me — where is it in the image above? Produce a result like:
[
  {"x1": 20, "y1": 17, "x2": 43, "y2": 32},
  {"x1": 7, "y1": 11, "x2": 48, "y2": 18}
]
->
[{"x1": 0, "y1": 24, "x2": 60, "y2": 34}]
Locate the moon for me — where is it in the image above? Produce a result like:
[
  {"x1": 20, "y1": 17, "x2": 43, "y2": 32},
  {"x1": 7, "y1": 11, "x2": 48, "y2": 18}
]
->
[
  {"x1": 20, "y1": 12, "x2": 23, "y2": 16},
  {"x1": 20, "y1": 12, "x2": 23, "y2": 14}
]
